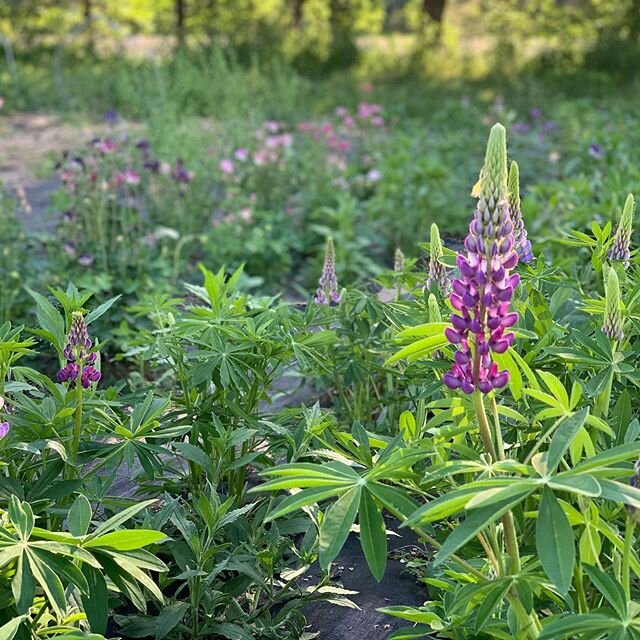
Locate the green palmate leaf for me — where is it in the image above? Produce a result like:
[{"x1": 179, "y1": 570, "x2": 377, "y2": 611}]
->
[
  {"x1": 582, "y1": 563, "x2": 627, "y2": 618},
  {"x1": 598, "y1": 479, "x2": 640, "y2": 510},
  {"x1": 545, "y1": 408, "x2": 589, "y2": 473},
  {"x1": 386, "y1": 333, "x2": 449, "y2": 365},
  {"x1": 12, "y1": 553, "x2": 35, "y2": 614},
  {"x1": 85, "y1": 295, "x2": 121, "y2": 325},
  {"x1": 26, "y1": 549, "x2": 67, "y2": 618},
  {"x1": 359, "y1": 489, "x2": 387, "y2": 582},
  {"x1": 155, "y1": 602, "x2": 190, "y2": 640},
  {"x1": 536, "y1": 487, "x2": 574, "y2": 594},
  {"x1": 548, "y1": 474, "x2": 601, "y2": 497},
  {"x1": 367, "y1": 483, "x2": 420, "y2": 520},
  {"x1": 538, "y1": 613, "x2": 623, "y2": 639},
  {"x1": 90, "y1": 499, "x2": 157, "y2": 538},
  {"x1": 319, "y1": 486, "x2": 362, "y2": 569},
  {"x1": 568, "y1": 443, "x2": 640, "y2": 475},
  {"x1": 266, "y1": 486, "x2": 348, "y2": 521},
  {"x1": 434, "y1": 491, "x2": 531, "y2": 567},
  {"x1": 0, "y1": 616, "x2": 27, "y2": 640},
  {"x1": 86, "y1": 530, "x2": 166, "y2": 552},
  {"x1": 68, "y1": 494, "x2": 92, "y2": 537},
  {"x1": 475, "y1": 579, "x2": 513, "y2": 633},
  {"x1": 81, "y1": 565, "x2": 109, "y2": 634}
]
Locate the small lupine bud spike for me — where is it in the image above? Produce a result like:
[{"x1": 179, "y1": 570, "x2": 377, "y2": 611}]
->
[
  {"x1": 314, "y1": 237, "x2": 341, "y2": 305},
  {"x1": 57, "y1": 312, "x2": 101, "y2": 386},
  {"x1": 394, "y1": 248, "x2": 405, "y2": 273},
  {"x1": 427, "y1": 223, "x2": 449, "y2": 292},
  {"x1": 428, "y1": 293, "x2": 442, "y2": 323},
  {"x1": 508, "y1": 161, "x2": 533, "y2": 263},
  {"x1": 609, "y1": 193, "x2": 635, "y2": 269},
  {"x1": 603, "y1": 267, "x2": 624, "y2": 341},
  {"x1": 479, "y1": 123, "x2": 508, "y2": 205}
]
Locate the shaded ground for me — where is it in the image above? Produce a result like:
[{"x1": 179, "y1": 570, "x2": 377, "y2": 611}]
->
[{"x1": 304, "y1": 520, "x2": 429, "y2": 639}]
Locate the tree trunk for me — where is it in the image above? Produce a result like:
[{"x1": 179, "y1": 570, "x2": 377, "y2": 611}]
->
[
  {"x1": 422, "y1": 0, "x2": 446, "y2": 23},
  {"x1": 291, "y1": 0, "x2": 304, "y2": 27},
  {"x1": 176, "y1": 0, "x2": 186, "y2": 48}
]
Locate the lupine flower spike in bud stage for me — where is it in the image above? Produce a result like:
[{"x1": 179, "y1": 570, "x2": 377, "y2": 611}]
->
[
  {"x1": 609, "y1": 193, "x2": 635, "y2": 269},
  {"x1": 57, "y1": 312, "x2": 101, "y2": 388},
  {"x1": 394, "y1": 247, "x2": 405, "y2": 274},
  {"x1": 507, "y1": 161, "x2": 533, "y2": 263},
  {"x1": 426, "y1": 223, "x2": 449, "y2": 292},
  {"x1": 603, "y1": 267, "x2": 624, "y2": 341},
  {"x1": 443, "y1": 124, "x2": 520, "y2": 395},
  {"x1": 314, "y1": 237, "x2": 341, "y2": 305}
]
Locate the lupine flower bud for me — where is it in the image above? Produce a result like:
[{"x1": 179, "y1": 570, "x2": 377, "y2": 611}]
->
[
  {"x1": 394, "y1": 248, "x2": 405, "y2": 273},
  {"x1": 314, "y1": 237, "x2": 341, "y2": 305},
  {"x1": 443, "y1": 124, "x2": 519, "y2": 395},
  {"x1": 507, "y1": 162, "x2": 533, "y2": 263},
  {"x1": 428, "y1": 293, "x2": 443, "y2": 359},
  {"x1": 57, "y1": 312, "x2": 101, "y2": 388},
  {"x1": 609, "y1": 194, "x2": 635, "y2": 269},
  {"x1": 603, "y1": 267, "x2": 623, "y2": 341},
  {"x1": 426, "y1": 223, "x2": 449, "y2": 292}
]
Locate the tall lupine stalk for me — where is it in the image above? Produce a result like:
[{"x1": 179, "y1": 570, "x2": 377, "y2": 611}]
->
[
  {"x1": 443, "y1": 124, "x2": 519, "y2": 396},
  {"x1": 443, "y1": 126, "x2": 532, "y2": 624},
  {"x1": 609, "y1": 193, "x2": 635, "y2": 269},
  {"x1": 314, "y1": 237, "x2": 341, "y2": 305},
  {"x1": 426, "y1": 223, "x2": 449, "y2": 293},
  {"x1": 507, "y1": 162, "x2": 533, "y2": 263},
  {"x1": 57, "y1": 312, "x2": 101, "y2": 469}
]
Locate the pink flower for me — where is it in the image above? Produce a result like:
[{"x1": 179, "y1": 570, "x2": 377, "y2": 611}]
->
[
  {"x1": 298, "y1": 121, "x2": 315, "y2": 133},
  {"x1": 320, "y1": 122, "x2": 334, "y2": 135},
  {"x1": 124, "y1": 169, "x2": 140, "y2": 185},
  {"x1": 97, "y1": 138, "x2": 116, "y2": 154},
  {"x1": 366, "y1": 169, "x2": 382, "y2": 182},
  {"x1": 358, "y1": 102, "x2": 383, "y2": 119},
  {"x1": 335, "y1": 106, "x2": 349, "y2": 118},
  {"x1": 371, "y1": 115, "x2": 385, "y2": 127},
  {"x1": 0, "y1": 97, "x2": 4, "y2": 110},
  {"x1": 219, "y1": 159, "x2": 235, "y2": 175},
  {"x1": 265, "y1": 120, "x2": 280, "y2": 132},
  {"x1": 342, "y1": 115, "x2": 355, "y2": 128},
  {"x1": 234, "y1": 148, "x2": 249, "y2": 161},
  {"x1": 253, "y1": 149, "x2": 269, "y2": 166}
]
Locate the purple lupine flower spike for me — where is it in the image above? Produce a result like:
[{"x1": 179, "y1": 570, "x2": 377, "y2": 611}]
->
[
  {"x1": 57, "y1": 312, "x2": 101, "y2": 387},
  {"x1": 508, "y1": 162, "x2": 533, "y2": 263},
  {"x1": 315, "y1": 237, "x2": 341, "y2": 305},
  {"x1": 0, "y1": 421, "x2": 9, "y2": 439},
  {"x1": 443, "y1": 124, "x2": 520, "y2": 395}
]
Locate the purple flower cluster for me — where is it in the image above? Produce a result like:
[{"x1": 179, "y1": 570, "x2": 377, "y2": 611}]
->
[
  {"x1": 315, "y1": 237, "x2": 341, "y2": 305},
  {"x1": 0, "y1": 421, "x2": 8, "y2": 439},
  {"x1": 57, "y1": 312, "x2": 101, "y2": 388},
  {"x1": 443, "y1": 124, "x2": 520, "y2": 395}
]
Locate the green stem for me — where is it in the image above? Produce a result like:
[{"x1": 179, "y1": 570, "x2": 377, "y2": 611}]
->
[
  {"x1": 472, "y1": 391, "x2": 497, "y2": 461},
  {"x1": 573, "y1": 564, "x2": 588, "y2": 614},
  {"x1": 70, "y1": 376, "x2": 83, "y2": 476},
  {"x1": 622, "y1": 514, "x2": 634, "y2": 603}
]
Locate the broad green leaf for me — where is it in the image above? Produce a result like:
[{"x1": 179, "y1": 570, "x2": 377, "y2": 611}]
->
[
  {"x1": 367, "y1": 482, "x2": 420, "y2": 520},
  {"x1": 81, "y1": 564, "x2": 109, "y2": 634},
  {"x1": 156, "y1": 602, "x2": 190, "y2": 640},
  {"x1": 90, "y1": 499, "x2": 157, "y2": 538},
  {"x1": 582, "y1": 563, "x2": 627, "y2": 618},
  {"x1": 548, "y1": 474, "x2": 601, "y2": 497},
  {"x1": 266, "y1": 486, "x2": 347, "y2": 521},
  {"x1": 359, "y1": 489, "x2": 387, "y2": 582},
  {"x1": 86, "y1": 529, "x2": 166, "y2": 551},
  {"x1": 319, "y1": 486, "x2": 361, "y2": 569},
  {"x1": 68, "y1": 494, "x2": 92, "y2": 537},
  {"x1": 8, "y1": 497, "x2": 34, "y2": 540},
  {"x1": 205, "y1": 623, "x2": 253, "y2": 640},
  {"x1": 567, "y1": 443, "x2": 640, "y2": 475},
  {"x1": 387, "y1": 333, "x2": 449, "y2": 365},
  {"x1": 475, "y1": 579, "x2": 512, "y2": 633},
  {"x1": 12, "y1": 553, "x2": 35, "y2": 614},
  {"x1": 85, "y1": 295, "x2": 121, "y2": 325},
  {"x1": 434, "y1": 491, "x2": 530, "y2": 567},
  {"x1": 386, "y1": 626, "x2": 433, "y2": 640},
  {"x1": 379, "y1": 606, "x2": 444, "y2": 625},
  {"x1": 536, "y1": 487, "x2": 574, "y2": 594},
  {"x1": 26, "y1": 549, "x2": 67, "y2": 618},
  {"x1": 545, "y1": 408, "x2": 589, "y2": 473},
  {"x1": 0, "y1": 616, "x2": 27, "y2": 640},
  {"x1": 598, "y1": 479, "x2": 640, "y2": 510},
  {"x1": 538, "y1": 613, "x2": 622, "y2": 639}
]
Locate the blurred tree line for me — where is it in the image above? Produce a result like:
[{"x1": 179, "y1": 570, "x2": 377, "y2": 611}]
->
[{"x1": 1, "y1": 0, "x2": 639, "y2": 73}]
